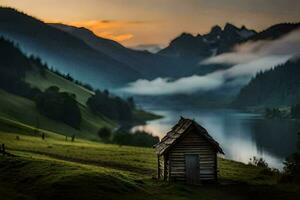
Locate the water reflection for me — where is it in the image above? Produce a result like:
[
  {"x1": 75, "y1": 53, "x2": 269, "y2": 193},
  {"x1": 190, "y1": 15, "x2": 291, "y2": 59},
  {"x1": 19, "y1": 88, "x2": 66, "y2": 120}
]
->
[{"x1": 133, "y1": 107, "x2": 300, "y2": 169}]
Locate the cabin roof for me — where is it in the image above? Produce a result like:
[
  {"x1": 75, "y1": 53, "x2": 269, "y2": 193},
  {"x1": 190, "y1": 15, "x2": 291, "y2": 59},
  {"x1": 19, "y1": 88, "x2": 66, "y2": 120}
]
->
[{"x1": 154, "y1": 117, "x2": 224, "y2": 155}]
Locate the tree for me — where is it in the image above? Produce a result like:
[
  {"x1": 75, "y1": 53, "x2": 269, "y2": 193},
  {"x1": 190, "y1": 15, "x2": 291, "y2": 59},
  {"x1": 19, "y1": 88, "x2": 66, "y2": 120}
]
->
[
  {"x1": 291, "y1": 102, "x2": 300, "y2": 119},
  {"x1": 248, "y1": 156, "x2": 268, "y2": 168},
  {"x1": 86, "y1": 90, "x2": 133, "y2": 122},
  {"x1": 98, "y1": 127, "x2": 111, "y2": 141},
  {"x1": 103, "y1": 89, "x2": 109, "y2": 97},
  {"x1": 127, "y1": 97, "x2": 136, "y2": 109},
  {"x1": 264, "y1": 108, "x2": 284, "y2": 119},
  {"x1": 112, "y1": 130, "x2": 159, "y2": 147},
  {"x1": 35, "y1": 86, "x2": 81, "y2": 129},
  {"x1": 0, "y1": 38, "x2": 48, "y2": 101},
  {"x1": 283, "y1": 132, "x2": 300, "y2": 182}
]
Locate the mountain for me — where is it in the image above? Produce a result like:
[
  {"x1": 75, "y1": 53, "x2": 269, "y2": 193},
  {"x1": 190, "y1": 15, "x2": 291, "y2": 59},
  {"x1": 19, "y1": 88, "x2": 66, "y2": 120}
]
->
[
  {"x1": 244, "y1": 22, "x2": 300, "y2": 42},
  {"x1": 1, "y1": 7, "x2": 299, "y2": 91},
  {"x1": 160, "y1": 23, "x2": 300, "y2": 62},
  {"x1": 0, "y1": 7, "x2": 141, "y2": 89},
  {"x1": 53, "y1": 23, "x2": 254, "y2": 78},
  {"x1": 233, "y1": 57, "x2": 300, "y2": 108},
  {"x1": 158, "y1": 23, "x2": 257, "y2": 62},
  {"x1": 50, "y1": 23, "x2": 189, "y2": 78},
  {"x1": 158, "y1": 22, "x2": 300, "y2": 71}
]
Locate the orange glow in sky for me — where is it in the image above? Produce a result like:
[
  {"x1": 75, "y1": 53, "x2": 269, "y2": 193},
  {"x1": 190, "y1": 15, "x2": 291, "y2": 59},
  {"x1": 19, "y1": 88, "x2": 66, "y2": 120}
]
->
[
  {"x1": 68, "y1": 20, "x2": 138, "y2": 42},
  {"x1": 1, "y1": 0, "x2": 300, "y2": 47}
]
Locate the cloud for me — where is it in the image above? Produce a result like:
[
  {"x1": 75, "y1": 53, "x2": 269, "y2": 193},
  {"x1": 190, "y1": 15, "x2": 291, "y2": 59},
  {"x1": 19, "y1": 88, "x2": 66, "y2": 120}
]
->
[
  {"x1": 130, "y1": 44, "x2": 163, "y2": 53},
  {"x1": 203, "y1": 29, "x2": 300, "y2": 65},
  {"x1": 220, "y1": 55, "x2": 292, "y2": 87},
  {"x1": 98, "y1": 31, "x2": 133, "y2": 42},
  {"x1": 121, "y1": 73, "x2": 223, "y2": 95},
  {"x1": 121, "y1": 29, "x2": 300, "y2": 95}
]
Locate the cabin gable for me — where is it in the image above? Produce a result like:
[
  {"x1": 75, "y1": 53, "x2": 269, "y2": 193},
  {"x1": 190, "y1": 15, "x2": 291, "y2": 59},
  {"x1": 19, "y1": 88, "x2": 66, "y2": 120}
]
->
[
  {"x1": 168, "y1": 127, "x2": 217, "y2": 182},
  {"x1": 155, "y1": 117, "x2": 223, "y2": 184}
]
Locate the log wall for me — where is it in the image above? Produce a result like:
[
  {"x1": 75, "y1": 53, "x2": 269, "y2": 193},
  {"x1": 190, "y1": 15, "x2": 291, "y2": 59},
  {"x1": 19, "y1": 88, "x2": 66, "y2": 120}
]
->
[{"x1": 168, "y1": 129, "x2": 217, "y2": 182}]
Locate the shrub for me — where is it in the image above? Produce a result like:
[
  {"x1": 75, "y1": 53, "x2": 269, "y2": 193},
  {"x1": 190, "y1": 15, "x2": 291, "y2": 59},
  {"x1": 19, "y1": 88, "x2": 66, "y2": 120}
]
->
[
  {"x1": 291, "y1": 103, "x2": 300, "y2": 119},
  {"x1": 281, "y1": 132, "x2": 300, "y2": 183},
  {"x1": 98, "y1": 127, "x2": 111, "y2": 141},
  {"x1": 112, "y1": 130, "x2": 159, "y2": 147},
  {"x1": 248, "y1": 156, "x2": 269, "y2": 168},
  {"x1": 264, "y1": 108, "x2": 284, "y2": 119},
  {"x1": 260, "y1": 167, "x2": 279, "y2": 176}
]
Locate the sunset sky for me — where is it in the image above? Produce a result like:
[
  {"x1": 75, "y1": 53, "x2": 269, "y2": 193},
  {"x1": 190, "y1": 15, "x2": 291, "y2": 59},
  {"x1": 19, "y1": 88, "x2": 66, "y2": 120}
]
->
[{"x1": 2, "y1": 0, "x2": 300, "y2": 47}]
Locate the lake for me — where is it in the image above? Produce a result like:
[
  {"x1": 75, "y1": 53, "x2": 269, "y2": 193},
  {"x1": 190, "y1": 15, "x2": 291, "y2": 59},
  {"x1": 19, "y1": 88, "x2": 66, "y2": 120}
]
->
[{"x1": 133, "y1": 105, "x2": 300, "y2": 169}]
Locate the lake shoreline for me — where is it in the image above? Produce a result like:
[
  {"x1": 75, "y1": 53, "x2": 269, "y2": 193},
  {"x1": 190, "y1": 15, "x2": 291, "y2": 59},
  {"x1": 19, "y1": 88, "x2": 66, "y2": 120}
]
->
[{"x1": 133, "y1": 103, "x2": 300, "y2": 169}]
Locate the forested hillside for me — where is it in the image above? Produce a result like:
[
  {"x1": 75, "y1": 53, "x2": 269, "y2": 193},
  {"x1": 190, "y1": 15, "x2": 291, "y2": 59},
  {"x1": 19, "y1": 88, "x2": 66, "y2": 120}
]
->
[
  {"x1": 233, "y1": 58, "x2": 300, "y2": 108},
  {"x1": 0, "y1": 36, "x2": 43, "y2": 98},
  {"x1": 0, "y1": 37, "x2": 157, "y2": 140}
]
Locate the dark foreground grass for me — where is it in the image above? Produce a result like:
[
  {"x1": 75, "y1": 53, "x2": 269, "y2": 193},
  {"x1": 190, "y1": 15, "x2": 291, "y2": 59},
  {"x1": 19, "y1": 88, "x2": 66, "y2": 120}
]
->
[
  {"x1": 0, "y1": 156, "x2": 141, "y2": 200},
  {"x1": 0, "y1": 123, "x2": 300, "y2": 200},
  {"x1": 1, "y1": 155, "x2": 299, "y2": 200}
]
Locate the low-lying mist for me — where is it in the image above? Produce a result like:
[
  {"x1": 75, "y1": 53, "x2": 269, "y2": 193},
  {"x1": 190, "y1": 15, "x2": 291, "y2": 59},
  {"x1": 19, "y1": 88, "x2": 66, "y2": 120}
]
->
[{"x1": 120, "y1": 29, "x2": 300, "y2": 96}]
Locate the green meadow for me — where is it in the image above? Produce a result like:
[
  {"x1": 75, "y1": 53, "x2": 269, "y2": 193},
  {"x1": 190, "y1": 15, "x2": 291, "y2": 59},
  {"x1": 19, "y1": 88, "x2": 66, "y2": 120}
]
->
[
  {"x1": 0, "y1": 117, "x2": 299, "y2": 200},
  {"x1": 25, "y1": 68, "x2": 94, "y2": 106},
  {"x1": 0, "y1": 89, "x2": 115, "y2": 141}
]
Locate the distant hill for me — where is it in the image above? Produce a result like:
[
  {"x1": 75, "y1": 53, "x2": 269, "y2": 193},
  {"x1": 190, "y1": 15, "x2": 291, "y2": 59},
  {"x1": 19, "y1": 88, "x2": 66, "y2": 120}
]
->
[
  {"x1": 0, "y1": 7, "x2": 141, "y2": 89},
  {"x1": 233, "y1": 57, "x2": 300, "y2": 108},
  {"x1": 50, "y1": 23, "x2": 189, "y2": 78}
]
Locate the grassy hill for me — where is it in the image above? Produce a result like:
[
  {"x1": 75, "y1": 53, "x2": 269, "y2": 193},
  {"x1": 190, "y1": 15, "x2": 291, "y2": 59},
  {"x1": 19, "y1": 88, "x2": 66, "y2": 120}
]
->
[
  {"x1": 25, "y1": 67, "x2": 94, "y2": 106},
  {"x1": 0, "y1": 65, "x2": 159, "y2": 141},
  {"x1": 0, "y1": 38, "x2": 160, "y2": 142},
  {"x1": 0, "y1": 35, "x2": 119, "y2": 140},
  {"x1": 0, "y1": 119, "x2": 299, "y2": 200},
  {"x1": 0, "y1": 89, "x2": 114, "y2": 140}
]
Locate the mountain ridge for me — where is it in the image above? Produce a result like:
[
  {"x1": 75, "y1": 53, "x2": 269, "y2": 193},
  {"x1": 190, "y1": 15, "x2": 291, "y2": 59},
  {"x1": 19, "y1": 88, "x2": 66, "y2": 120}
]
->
[
  {"x1": 50, "y1": 23, "x2": 190, "y2": 79},
  {"x1": 158, "y1": 23, "x2": 257, "y2": 60},
  {"x1": 0, "y1": 7, "x2": 141, "y2": 89},
  {"x1": 1, "y1": 7, "x2": 299, "y2": 92}
]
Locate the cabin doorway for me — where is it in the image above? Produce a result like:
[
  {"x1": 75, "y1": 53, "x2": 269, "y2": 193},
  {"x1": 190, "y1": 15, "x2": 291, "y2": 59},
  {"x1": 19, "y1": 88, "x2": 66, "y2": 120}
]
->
[{"x1": 185, "y1": 154, "x2": 200, "y2": 184}]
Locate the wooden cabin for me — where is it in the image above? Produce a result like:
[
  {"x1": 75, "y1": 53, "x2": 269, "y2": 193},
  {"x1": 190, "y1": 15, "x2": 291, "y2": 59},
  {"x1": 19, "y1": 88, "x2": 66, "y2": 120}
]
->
[{"x1": 154, "y1": 117, "x2": 224, "y2": 184}]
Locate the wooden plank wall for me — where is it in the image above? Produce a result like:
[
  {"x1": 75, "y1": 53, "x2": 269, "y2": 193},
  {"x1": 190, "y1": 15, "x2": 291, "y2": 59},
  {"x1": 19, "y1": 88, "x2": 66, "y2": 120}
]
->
[
  {"x1": 168, "y1": 129, "x2": 216, "y2": 182},
  {"x1": 158, "y1": 155, "x2": 164, "y2": 180}
]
